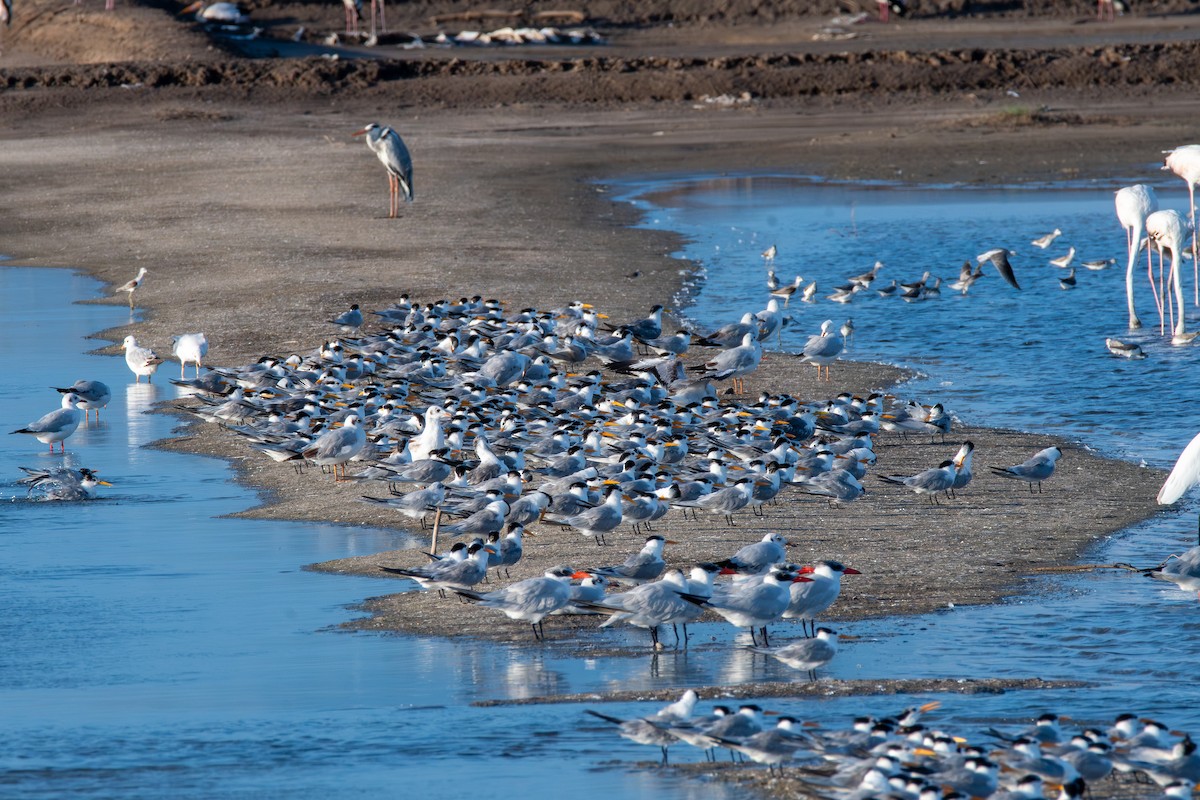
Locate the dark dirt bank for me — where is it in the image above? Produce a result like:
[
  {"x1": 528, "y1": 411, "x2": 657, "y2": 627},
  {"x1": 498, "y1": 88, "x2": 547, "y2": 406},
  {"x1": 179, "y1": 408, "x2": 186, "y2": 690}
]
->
[
  {"x1": 1, "y1": 1, "x2": 1193, "y2": 796},
  {"x1": 5, "y1": 41, "x2": 1200, "y2": 101}
]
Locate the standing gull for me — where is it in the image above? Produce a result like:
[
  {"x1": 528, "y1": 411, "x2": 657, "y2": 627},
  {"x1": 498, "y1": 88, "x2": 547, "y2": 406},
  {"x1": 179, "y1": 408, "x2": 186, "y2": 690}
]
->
[
  {"x1": 171, "y1": 333, "x2": 208, "y2": 379},
  {"x1": 53, "y1": 380, "x2": 111, "y2": 424},
  {"x1": 798, "y1": 320, "x2": 845, "y2": 382},
  {"x1": 746, "y1": 626, "x2": 840, "y2": 679},
  {"x1": 717, "y1": 532, "x2": 791, "y2": 576},
  {"x1": 353, "y1": 123, "x2": 414, "y2": 219},
  {"x1": 784, "y1": 560, "x2": 860, "y2": 636},
  {"x1": 614, "y1": 304, "x2": 665, "y2": 344},
  {"x1": 301, "y1": 413, "x2": 366, "y2": 481},
  {"x1": 543, "y1": 485, "x2": 624, "y2": 546},
  {"x1": 878, "y1": 459, "x2": 957, "y2": 504},
  {"x1": 11, "y1": 393, "x2": 82, "y2": 453},
  {"x1": 696, "y1": 332, "x2": 762, "y2": 395},
  {"x1": 950, "y1": 440, "x2": 975, "y2": 497},
  {"x1": 122, "y1": 335, "x2": 163, "y2": 383},
  {"x1": 584, "y1": 534, "x2": 674, "y2": 584}
]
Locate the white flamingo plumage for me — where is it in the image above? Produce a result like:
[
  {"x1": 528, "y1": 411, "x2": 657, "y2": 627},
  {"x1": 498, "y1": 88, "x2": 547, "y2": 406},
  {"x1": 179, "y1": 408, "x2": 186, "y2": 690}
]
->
[
  {"x1": 1115, "y1": 184, "x2": 1159, "y2": 330},
  {"x1": 1145, "y1": 209, "x2": 1194, "y2": 345},
  {"x1": 1163, "y1": 145, "x2": 1200, "y2": 305}
]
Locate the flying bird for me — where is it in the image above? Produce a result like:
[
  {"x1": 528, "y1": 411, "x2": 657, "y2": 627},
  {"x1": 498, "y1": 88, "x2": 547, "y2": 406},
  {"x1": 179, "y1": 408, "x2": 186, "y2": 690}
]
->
[
  {"x1": 353, "y1": 123, "x2": 414, "y2": 219},
  {"x1": 976, "y1": 248, "x2": 1021, "y2": 290}
]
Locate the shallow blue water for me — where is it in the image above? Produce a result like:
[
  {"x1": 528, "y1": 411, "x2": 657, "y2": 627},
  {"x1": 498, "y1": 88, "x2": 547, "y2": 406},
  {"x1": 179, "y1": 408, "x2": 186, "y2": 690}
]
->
[
  {"x1": 0, "y1": 266, "x2": 749, "y2": 799},
  {"x1": 8, "y1": 170, "x2": 1200, "y2": 795},
  {"x1": 604, "y1": 174, "x2": 1200, "y2": 731},
  {"x1": 622, "y1": 175, "x2": 1196, "y2": 465}
]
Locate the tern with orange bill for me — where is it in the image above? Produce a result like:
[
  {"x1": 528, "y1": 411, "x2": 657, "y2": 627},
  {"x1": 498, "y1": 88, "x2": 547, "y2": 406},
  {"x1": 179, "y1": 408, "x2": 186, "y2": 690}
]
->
[{"x1": 454, "y1": 565, "x2": 582, "y2": 640}]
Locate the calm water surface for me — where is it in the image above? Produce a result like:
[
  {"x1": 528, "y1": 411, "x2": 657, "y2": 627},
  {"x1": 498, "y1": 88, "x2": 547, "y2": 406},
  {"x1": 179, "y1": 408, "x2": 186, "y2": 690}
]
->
[
  {"x1": 6, "y1": 172, "x2": 1200, "y2": 796},
  {"x1": 0, "y1": 267, "x2": 744, "y2": 799},
  {"x1": 611, "y1": 174, "x2": 1200, "y2": 725}
]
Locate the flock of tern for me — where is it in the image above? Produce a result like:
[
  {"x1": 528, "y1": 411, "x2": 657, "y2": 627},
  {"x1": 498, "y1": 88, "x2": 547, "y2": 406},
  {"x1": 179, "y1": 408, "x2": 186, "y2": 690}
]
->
[
  {"x1": 587, "y1": 696, "x2": 1200, "y2": 797},
  {"x1": 12, "y1": 140, "x2": 1200, "y2": 796},
  {"x1": 91, "y1": 289, "x2": 1084, "y2": 656}
]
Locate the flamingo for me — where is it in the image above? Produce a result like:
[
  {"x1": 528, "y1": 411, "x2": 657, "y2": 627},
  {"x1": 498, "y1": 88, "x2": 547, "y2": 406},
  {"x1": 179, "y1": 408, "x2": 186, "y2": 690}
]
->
[
  {"x1": 342, "y1": 0, "x2": 361, "y2": 35},
  {"x1": 369, "y1": 0, "x2": 385, "y2": 38},
  {"x1": 1163, "y1": 145, "x2": 1200, "y2": 304},
  {"x1": 1160, "y1": 430, "x2": 1200, "y2": 511},
  {"x1": 1115, "y1": 184, "x2": 1159, "y2": 330},
  {"x1": 1145, "y1": 209, "x2": 1195, "y2": 345}
]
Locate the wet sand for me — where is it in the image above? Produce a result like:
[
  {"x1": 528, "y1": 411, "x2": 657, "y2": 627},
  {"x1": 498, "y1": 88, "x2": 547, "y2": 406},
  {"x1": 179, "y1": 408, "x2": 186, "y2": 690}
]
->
[
  {"x1": 1, "y1": 6, "x2": 1191, "y2": 796},
  {"x1": 0, "y1": 91, "x2": 1171, "y2": 634}
]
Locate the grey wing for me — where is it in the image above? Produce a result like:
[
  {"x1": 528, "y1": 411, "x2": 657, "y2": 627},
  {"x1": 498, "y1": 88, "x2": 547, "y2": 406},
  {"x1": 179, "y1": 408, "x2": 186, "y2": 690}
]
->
[
  {"x1": 804, "y1": 335, "x2": 838, "y2": 359},
  {"x1": 313, "y1": 428, "x2": 351, "y2": 459},
  {"x1": 908, "y1": 467, "x2": 946, "y2": 490},
  {"x1": 981, "y1": 249, "x2": 1021, "y2": 290},
  {"x1": 710, "y1": 348, "x2": 749, "y2": 376},
  {"x1": 502, "y1": 578, "x2": 567, "y2": 613},
  {"x1": 27, "y1": 408, "x2": 75, "y2": 433},
  {"x1": 628, "y1": 584, "x2": 688, "y2": 620},
  {"x1": 380, "y1": 132, "x2": 414, "y2": 201}
]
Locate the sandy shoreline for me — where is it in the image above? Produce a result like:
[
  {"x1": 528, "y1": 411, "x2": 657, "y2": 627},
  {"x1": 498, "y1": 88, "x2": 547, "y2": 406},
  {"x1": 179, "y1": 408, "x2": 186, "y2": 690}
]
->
[
  {"x1": 5, "y1": 6, "x2": 1198, "y2": 795},
  {"x1": 0, "y1": 91, "x2": 1171, "y2": 638}
]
